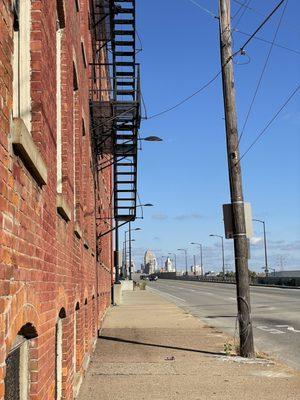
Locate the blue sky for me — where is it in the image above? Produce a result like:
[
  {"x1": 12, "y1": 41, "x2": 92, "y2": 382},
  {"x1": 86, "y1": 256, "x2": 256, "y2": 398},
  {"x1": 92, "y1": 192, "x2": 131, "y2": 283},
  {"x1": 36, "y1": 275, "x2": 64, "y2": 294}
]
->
[{"x1": 121, "y1": 0, "x2": 300, "y2": 273}]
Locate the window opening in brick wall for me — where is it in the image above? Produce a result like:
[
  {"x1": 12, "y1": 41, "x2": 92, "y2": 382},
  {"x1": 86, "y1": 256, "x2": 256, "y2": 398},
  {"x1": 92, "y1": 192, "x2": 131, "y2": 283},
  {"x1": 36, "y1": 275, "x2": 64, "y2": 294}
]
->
[
  {"x1": 4, "y1": 324, "x2": 37, "y2": 400},
  {"x1": 74, "y1": 302, "x2": 80, "y2": 374},
  {"x1": 55, "y1": 309, "x2": 66, "y2": 400},
  {"x1": 73, "y1": 62, "x2": 79, "y2": 220},
  {"x1": 56, "y1": 0, "x2": 65, "y2": 194},
  {"x1": 55, "y1": 320, "x2": 62, "y2": 400},
  {"x1": 82, "y1": 117, "x2": 86, "y2": 136},
  {"x1": 12, "y1": 0, "x2": 31, "y2": 133},
  {"x1": 75, "y1": 0, "x2": 80, "y2": 12},
  {"x1": 81, "y1": 41, "x2": 87, "y2": 69}
]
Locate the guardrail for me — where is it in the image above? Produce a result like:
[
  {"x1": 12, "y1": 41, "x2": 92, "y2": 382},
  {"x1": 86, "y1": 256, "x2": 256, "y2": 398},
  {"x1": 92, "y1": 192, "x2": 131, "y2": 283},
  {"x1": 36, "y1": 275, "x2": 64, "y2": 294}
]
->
[{"x1": 156, "y1": 272, "x2": 300, "y2": 288}]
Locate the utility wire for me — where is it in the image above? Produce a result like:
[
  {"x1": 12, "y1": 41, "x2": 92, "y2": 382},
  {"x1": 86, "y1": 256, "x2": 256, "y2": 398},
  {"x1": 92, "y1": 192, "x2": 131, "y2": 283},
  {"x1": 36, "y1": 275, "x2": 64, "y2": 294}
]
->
[
  {"x1": 232, "y1": 0, "x2": 252, "y2": 29},
  {"x1": 233, "y1": 0, "x2": 300, "y2": 35},
  {"x1": 233, "y1": 28, "x2": 300, "y2": 56},
  {"x1": 187, "y1": 0, "x2": 218, "y2": 19},
  {"x1": 232, "y1": 0, "x2": 251, "y2": 21},
  {"x1": 237, "y1": 0, "x2": 288, "y2": 146},
  {"x1": 237, "y1": 83, "x2": 300, "y2": 163},
  {"x1": 144, "y1": 71, "x2": 221, "y2": 120},
  {"x1": 233, "y1": 0, "x2": 264, "y2": 17},
  {"x1": 234, "y1": 0, "x2": 286, "y2": 57},
  {"x1": 145, "y1": 1, "x2": 286, "y2": 121}
]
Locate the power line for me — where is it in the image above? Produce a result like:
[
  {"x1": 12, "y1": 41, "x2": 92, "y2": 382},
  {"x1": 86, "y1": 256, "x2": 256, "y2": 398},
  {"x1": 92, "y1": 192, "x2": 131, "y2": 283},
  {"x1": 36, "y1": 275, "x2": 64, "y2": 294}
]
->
[
  {"x1": 144, "y1": 1, "x2": 286, "y2": 122},
  {"x1": 233, "y1": 0, "x2": 300, "y2": 35},
  {"x1": 132, "y1": 0, "x2": 291, "y2": 123},
  {"x1": 233, "y1": 0, "x2": 264, "y2": 17},
  {"x1": 232, "y1": 0, "x2": 252, "y2": 29},
  {"x1": 232, "y1": 0, "x2": 251, "y2": 21},
  {"x1": 144, "y1": 71, "x2": 221, "y2": 120},
  {"x1": 235, "y1": 0, "x2": 286, "y2": 56},
  {"x1": 187, "y1": 0, "x2": 218, "y2": 19},
  {"x1": 237, "y1": 0, "x2": 288, "y2": 146},
  {"x1": 237, "y1": 83, "x2": 300, "y2": 163},
  {"x1": 233, "y1": 28, "x2": 300, "y2": 56}
]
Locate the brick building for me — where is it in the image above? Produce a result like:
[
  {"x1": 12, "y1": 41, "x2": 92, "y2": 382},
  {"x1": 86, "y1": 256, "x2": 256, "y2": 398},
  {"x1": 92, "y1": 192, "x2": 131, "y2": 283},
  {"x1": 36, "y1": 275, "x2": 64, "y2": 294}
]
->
[{"x1": 0, "y1": 0, "x2": 117, "y2": 398}]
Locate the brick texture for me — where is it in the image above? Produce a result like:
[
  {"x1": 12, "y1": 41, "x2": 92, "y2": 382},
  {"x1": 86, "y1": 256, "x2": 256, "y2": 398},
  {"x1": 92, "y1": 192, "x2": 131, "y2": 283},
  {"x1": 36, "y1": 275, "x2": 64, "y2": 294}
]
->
[{"x1": 0, "y1": 0, "x2": 113, "y2": 398}]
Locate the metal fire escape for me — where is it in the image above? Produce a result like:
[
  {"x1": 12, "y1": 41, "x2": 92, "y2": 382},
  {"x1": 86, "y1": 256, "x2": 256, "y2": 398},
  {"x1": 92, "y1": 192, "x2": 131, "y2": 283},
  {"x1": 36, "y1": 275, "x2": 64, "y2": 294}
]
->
[{"x1": 90, "y1": 0, "x2": 141, "y2": 223}]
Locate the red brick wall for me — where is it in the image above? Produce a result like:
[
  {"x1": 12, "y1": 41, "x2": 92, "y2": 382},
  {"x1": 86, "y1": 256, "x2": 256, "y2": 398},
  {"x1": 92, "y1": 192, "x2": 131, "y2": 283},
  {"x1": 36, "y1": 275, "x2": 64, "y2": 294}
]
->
[{"x1": 0, "y1": 0, "x2": 113, "y2": 398}]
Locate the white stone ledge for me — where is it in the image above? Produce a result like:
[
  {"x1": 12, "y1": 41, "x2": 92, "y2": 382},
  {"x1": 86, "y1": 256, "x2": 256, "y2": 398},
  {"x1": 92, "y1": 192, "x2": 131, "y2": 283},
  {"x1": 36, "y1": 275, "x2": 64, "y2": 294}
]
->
[
  {"x1": 12, "y1": 118, "x2": 47, "y2": 186},
  {"x1": 56, "y1": 194, "x2": 71, "y2": 222},
  {"x1": 74, "y1": 222, "x2": 82, "y2": 238}
]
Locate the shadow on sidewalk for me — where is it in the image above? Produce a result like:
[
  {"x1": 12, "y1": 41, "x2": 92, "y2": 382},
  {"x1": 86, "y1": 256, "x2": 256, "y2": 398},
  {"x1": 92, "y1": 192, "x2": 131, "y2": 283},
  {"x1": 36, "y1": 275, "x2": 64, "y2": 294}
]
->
[{"x1": 100, "y1": 335, "x2": 225, "y2": 357}]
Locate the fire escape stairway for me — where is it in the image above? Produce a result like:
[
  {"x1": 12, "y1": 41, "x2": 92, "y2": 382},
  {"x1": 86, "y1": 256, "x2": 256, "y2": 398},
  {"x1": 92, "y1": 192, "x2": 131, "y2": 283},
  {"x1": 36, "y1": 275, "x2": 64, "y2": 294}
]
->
[{"x1": 111, "y1": 0, "x2": 140, "y2": 222}]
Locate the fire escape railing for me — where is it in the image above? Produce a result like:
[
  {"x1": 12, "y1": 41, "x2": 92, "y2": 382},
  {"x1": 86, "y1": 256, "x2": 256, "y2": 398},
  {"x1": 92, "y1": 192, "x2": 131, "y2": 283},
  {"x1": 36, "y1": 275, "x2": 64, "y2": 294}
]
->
[{"x1": 89, "y1": 0, "x2": 141, "y2": 223}]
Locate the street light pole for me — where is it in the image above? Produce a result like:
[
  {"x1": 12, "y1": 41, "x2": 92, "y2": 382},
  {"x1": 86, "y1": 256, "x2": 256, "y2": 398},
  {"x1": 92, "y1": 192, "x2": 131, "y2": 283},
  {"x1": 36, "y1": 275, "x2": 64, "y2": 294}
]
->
[
  {"x1": 209, "y1": 235, "x2": 225, "y2": 278},
  {"x1": 126, "y1": 225, "x2": 141, "y2": 280},
  {"x1": 129, "y1": 221, "x2": 133, "y2": 280},
  {"x1": 115, "y1": 221, "x2": 120, "y2": 283},
  {"x1": 190, "y1": 242, "x2": 203, "y2": 275},
  {"x1": 253, "y1": 219, "x2": 269, "y2": 277},
  {"x1": 177, "y1": 249, "x2": 188, "y2": 275}
]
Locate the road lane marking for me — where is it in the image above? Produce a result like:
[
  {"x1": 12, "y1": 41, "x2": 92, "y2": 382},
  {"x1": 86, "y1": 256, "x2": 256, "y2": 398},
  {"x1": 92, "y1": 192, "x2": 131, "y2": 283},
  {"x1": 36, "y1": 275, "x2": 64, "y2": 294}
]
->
[
  {"x1": 256, "y1": 325, "x2": 285, "y2": 335},
  {"x1": 276, "y1": 325, "x2": 300, "y2": 333},
  {"x1": 148, "y1": 287, "x2": 186, "y2": 302}
]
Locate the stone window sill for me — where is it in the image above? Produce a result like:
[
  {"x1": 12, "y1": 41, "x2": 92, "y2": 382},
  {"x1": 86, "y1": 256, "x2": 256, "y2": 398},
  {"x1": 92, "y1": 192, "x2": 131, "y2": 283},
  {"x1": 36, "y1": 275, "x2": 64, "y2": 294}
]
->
[
  {"x1": 12, "y1": 118, "x2": 47, "y2": 186},
  {"x1": 74, "y1": 222, "x2": 82, "y2": 239},
  {"x1": 56, "y1": 194, "x2": 71, "y2": 222}
]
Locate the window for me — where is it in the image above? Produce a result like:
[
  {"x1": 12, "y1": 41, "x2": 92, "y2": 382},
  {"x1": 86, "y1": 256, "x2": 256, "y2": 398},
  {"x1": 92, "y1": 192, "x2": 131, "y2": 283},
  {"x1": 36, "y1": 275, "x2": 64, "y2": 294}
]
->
[
  {"x1": 73, "y1": 62, "x2": 79, "y2": 220},
  {"x1": 56, "y1": 1, "x2": 65, "y2": 194},
  {"x1": 13, "y1": 0, "x2": 31, "y2": 133},
  {"x1": 55, "y1": 320, "x2": 63, "y2": 400},
  {"x1": 4, "y1": 324, "x2": 37, "y2": 400},
  {"x1": 5, "y1": 337, "x2": 29, "y2": 400},
  {"x1": 55, "y1": 309, "x2": 65, "y2": 400},
  {"x1": 74, "y1": 303, "x2": 80, "y2": 374},
  {"x1": 81, "y1": 41, "x2": 87, "y2": 69}
]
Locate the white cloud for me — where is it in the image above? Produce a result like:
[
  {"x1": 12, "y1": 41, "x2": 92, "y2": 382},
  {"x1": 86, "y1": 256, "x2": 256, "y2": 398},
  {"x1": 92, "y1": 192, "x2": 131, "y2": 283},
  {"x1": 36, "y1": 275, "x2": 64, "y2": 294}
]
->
[{"x1": 250, "y1": 236, "x2": 263, "y2": 245}]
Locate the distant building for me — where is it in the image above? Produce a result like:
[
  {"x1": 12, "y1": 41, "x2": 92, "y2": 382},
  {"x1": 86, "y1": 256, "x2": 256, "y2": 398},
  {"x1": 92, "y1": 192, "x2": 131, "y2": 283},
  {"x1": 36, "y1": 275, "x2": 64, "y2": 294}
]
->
[
  {"x1": 144, "y1": 250, "x2": 157, "y2": 274},
  {"x1": 192, "y1": 265, "x2": 204, "y2": 275},
  {"x1": 165, "y1": 257, "x2": 175, "y2": 272}
]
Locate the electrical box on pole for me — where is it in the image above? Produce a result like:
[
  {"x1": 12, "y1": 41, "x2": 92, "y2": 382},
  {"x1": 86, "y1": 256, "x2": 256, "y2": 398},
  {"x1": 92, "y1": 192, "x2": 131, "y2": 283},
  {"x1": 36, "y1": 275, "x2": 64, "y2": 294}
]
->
[{"x1": 223, "y1": 203, "x2": 253, "y2": 239}]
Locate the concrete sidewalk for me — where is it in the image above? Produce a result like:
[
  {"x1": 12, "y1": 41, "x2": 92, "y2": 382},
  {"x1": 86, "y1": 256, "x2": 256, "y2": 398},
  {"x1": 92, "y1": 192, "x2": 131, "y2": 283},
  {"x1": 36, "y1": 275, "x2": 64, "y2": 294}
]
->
[{"x1": 78, "y1": 288, "x2": 300, "y2": 400}]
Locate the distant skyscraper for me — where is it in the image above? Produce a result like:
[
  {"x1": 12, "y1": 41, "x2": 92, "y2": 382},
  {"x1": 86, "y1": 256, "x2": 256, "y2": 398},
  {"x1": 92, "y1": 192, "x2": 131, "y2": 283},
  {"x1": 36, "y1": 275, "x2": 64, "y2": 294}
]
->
[
  {"x1": 144, "y1": 250, "x2": 157, "y2": 274},
  {"x1": 164, "y1": 257, "x2": 174, "y2": 272}
]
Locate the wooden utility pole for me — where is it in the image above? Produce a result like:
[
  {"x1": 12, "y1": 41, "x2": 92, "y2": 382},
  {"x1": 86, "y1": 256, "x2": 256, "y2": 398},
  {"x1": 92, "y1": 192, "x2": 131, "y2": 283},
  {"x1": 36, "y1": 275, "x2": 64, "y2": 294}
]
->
[{"x1": 218, "y1": 0, "x2": 254, "y2": 357}]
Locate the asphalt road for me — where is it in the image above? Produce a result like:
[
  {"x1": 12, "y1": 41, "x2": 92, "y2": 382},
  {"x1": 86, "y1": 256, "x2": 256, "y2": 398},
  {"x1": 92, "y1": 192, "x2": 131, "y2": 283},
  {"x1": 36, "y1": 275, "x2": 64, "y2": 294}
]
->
[{"x1": 147, "y1": 279, "x2": 300, "y2": 370}]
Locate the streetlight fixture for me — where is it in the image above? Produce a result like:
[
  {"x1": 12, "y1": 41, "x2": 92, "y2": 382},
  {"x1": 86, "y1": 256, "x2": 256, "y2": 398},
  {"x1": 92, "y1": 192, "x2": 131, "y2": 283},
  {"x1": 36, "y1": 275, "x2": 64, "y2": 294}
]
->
[
  {"x1": 177, "y1": 248, "x2": 188, "y2": 275},
  {"x1": 190, "y1": 242, "x2": 203, "y2": 275},
  {"x1": 253, "y1": 219, "x2": 269, "y2": 277},
  {"x1": 209, "y1": 234, "x2": 225, "y2": 278},
  {"x1": 138, "y1": 136, "x2": 163, "y2": 150},
  {"x1": 126, "y1": 224, "x2": 142, "y2": 280},
  {"x1": 140, "y1": 136, "x2": 163, "y2": 142},
  {"x1": 136, "y1": 203, "x2": 154, "y2": 219}
]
